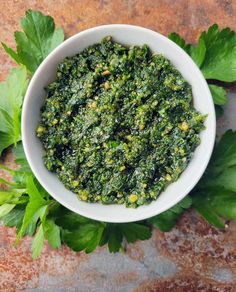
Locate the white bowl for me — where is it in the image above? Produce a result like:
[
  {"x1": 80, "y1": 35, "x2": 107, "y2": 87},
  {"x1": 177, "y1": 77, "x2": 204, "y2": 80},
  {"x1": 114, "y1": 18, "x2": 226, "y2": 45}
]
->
[{"x1": 22, "y1": 25, "x2": 216, "y2": 223}]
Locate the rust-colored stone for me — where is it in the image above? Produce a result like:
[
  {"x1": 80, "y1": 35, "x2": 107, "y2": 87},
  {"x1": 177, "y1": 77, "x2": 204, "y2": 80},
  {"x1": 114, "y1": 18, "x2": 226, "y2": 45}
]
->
[{"x1": 136, "y1": 276, "x2": 235, "y2": 292}]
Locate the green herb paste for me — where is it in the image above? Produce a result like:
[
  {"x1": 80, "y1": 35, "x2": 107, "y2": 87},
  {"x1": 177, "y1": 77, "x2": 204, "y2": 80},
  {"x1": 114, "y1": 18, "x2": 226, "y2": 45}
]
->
[{"x1": 37, "y1": 36, "x2": 205, "y2": 207}]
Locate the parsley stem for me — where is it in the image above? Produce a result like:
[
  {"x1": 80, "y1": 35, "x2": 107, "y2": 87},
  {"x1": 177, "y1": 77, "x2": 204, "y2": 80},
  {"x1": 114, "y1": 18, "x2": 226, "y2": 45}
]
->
[{"x1": 0, "y1": 178, "x2": 22, "y2": 188}]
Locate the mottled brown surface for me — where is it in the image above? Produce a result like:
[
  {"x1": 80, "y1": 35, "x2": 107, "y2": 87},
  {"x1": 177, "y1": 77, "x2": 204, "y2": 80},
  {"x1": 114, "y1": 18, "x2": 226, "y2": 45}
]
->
[{"x1": 0, "y1": 1, "x2": 236, "y2": 291}]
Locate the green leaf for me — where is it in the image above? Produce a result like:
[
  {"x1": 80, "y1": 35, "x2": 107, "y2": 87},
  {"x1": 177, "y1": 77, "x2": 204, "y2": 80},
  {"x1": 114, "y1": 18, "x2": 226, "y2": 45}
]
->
[
  {"x1": 2, "y1": 205, "x2": 38, "y2": 236},
  {"x1": 1, "y1": 43, "x2": 21, "y2": 64},
  {"x1": 99, "y1": 224, "x2": 124, "y2": 253},
  {"x1": 169, "y1": 25, "x2": 236, "y2": 82},
  {"x1": 27, "y1": 176, "x2": 48, "y2": 207},
  {"x1": 84, "y1": 224, "x2": 105, "y2": 253},
  {"x1": 149, "y1": 210, "x2": 179, "y2": 231},
  {"x1": 192, "y1": 130, "x2": 236, "y2": 227},
  {"x1": 24, "y1": 212, "x2": 39, "y2": 236},
  {"x1": 2, "y1": 10, "x2": 64, "y2": 73},
  {"x1": 209, "y1": 84, "x2": 227, "y2": 105},
  {"x1": 204, "y1": 130, "x2": 236, "y2": 177},
  {"x1": 43, "y1": 219, "x2": 61, "y2": 249},
  {"x1": 200, "y1": 24, "x2": 236, "y2": 82},
  {"x1": 62, "y1": 222, "x2": 105, "y2": 253},
  {"x1": 106, "y1": 225, "x2": 123, "y2": 253},
  {"x1": 149, "y1": 196, "x2": 192, "y2": 231},
  {"x1": 0, "y1": 204, "x2": 15, "y2": 218},
  {"x1": 57, "y1": 209, "x2": 105, "y2": 253},
  {"x1": 170, "y1": 195, "x2": 192, "y2": 212},
  {"x1": 32, "y1": 224, "x2": 45, "y2": 259},
  {"x1": 215, "y1": 105, "x2": 224, "y2": 118},
  {"x1": 49, "y1": 27, "x2": 64, "y2": 52},
  {"x1": 0, "y1": 189, "x2": 24, "y2": 205},
  {"x1": 192, "y1": 188, "x2": 236, "y2": 228},
  {"x1": 189, "y1": 38, "x2": 206, "y2": 67},
  {"x1": 0, "y1": 132, "x2": 14, "y2": 154},
  {"x1": 2, "y1": 207, "x2": 25, "y2": 230},
  {"x1": 55, "y1": 210, "x2": 92, "y2": 229},
  {"x1": 100, "y1": 223, "x2": 151, "y2": 252},
  {"x1": 210, "y1": 190, "x2": 236, "y2": 220},
  {"x1": 0, "y1": 66, "x2": 28, "y2": 155},
  {"x1": 0, "y1": 67, "x2": 28, "y2": 114},
  {"x1": 12, "y1": 143, "x2": 31, "y2": 173},
  {"x1": 12, "y1": 171, "x2": 28, "y2": 186},
  {"x1": 204, "y1": 165, "x2": 236, "y2": 192},
  {"x1": 168, "y1": 32, "x2": 191, "y2": 53},
  {"x1": 17, "y1": 176, "x2": 48, "y2": 240},
  {"x1": 119, "y1": 223, "x2": 151, "y2": 243},
  {"x1": 193, "y1": 196, "x2": 225, "y2": 228}
]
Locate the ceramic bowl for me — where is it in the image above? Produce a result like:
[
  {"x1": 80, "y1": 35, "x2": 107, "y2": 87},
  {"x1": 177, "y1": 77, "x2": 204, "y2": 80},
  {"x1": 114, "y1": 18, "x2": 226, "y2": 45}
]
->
[{"x1": 22, "y1": 25, "x2": 216, "y2": 222}]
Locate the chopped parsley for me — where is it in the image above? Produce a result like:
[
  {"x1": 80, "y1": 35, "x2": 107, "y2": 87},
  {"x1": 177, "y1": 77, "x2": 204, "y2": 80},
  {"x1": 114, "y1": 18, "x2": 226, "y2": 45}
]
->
[{"x1": 37, "y1": 36, "x2": 205, "y2": 207}]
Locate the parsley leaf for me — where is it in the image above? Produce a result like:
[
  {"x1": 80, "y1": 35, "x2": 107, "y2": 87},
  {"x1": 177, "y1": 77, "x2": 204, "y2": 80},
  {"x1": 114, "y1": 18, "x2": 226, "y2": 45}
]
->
[
  {"x1": 100, "y1": 223, "x2": 152, "y2": 252},
  {"x1": 170, "y1": 24, "x2": 236, "y2": 82},
  {"x1": 189, "y1": 38, "x2": 206, "y2": 68},
  {"x1": 192, "y1": 130, "x2": 236, "y2": 227},
  {"x1": 192, "y1": 188, "x2": 236, "y2": 228},
  {"x1": 209, "y1": 84, "x2": 228, "y2": 117},
  {"x1": 32, "y1": 223, "x2": 45, "y2": 259},
  {"x1": 43, "y1": 219, "x2": 61, "y2": 249},
  {"x1": 100, "y1": 224, "x2": 123, "y2": 252},
  {"x1": 56, "y1": 208, "x2": 105, "y2": 253},
  {"x1": 205, "y1": 130, "x2": 236, "y2": 174},
  {"x1": 31, "y1": 219, "x2": 61, "y2": 259},
  {"x1": 31, "y1": 218, "x2": 61, "y2": 259},
  {"x1": 203, "y1": 130, "x2": 236, "y2": 169},
  {"x1": 0, "y1": 204, "x2": 15, "y2": 218},
  {"x1": 55, "y1": 210, "x2": 92, "y2": 228},
  {"x1": 0, "y1": 189, "x2": 25, "y2": 205},
  {"x1": 200, "y1": 24, "x2": 236, "y2": 82},
  {"x1": 17, "y1": 176, "x2": 48, "y2": 241},
  {"x1": 148, "y1": 196, "x2": 192, "y2": 231},
  {"x1": 2, "y1": 207, "x2": 25, "y2": 231},
  {"x1": 62, "y1": 223, "x2": 105, "y2": 253},
  {"x1": 209, "y1": 84, "x2": 228, "y2": 105},
  {"x1": 203, "y1": 166, "x2": 236, "y2": 192},
  {"x1": 2, "y1": 10, "x2": 64, "y2": 74},
  {"x1": 1, "y1": 206, "x2": 37, "y2": 236},
  {"x1": 12, "y1": 142, "x2": 31, "y2": 173},
  {"x1": 0, "y1": 66, "x2": 28, "y2": 155},
  {"x1": 215, "y1": 105, "x2": 224, "y2": 118},
  {"x1": 56, "y1": 209, "x2": 151, "y2": 253},
  {"x1": 169, "y1": 25, "x2": 236, "y2": 116},
  {"x1": 168, "y1": 32, "x2": 191, "y2": 53}
]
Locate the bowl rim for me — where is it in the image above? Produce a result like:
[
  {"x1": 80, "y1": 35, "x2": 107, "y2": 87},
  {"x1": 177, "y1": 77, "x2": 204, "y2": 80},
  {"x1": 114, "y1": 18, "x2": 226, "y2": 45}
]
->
[{"x1": 22, "y1": 24, "x2": 216, "y2": 222}]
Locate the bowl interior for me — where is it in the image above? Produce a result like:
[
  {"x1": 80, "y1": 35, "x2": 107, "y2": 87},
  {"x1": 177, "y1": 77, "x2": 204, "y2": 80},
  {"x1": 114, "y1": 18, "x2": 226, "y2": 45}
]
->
[{"x1": 22, "y1": 25, "x2": 215, "y2": 223}]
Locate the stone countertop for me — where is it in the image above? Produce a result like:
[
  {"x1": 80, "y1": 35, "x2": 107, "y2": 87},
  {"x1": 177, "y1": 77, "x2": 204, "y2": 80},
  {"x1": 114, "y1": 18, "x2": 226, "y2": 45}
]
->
[{"x1": 0, "y1": 1, "x2": 236, "y2": 291}]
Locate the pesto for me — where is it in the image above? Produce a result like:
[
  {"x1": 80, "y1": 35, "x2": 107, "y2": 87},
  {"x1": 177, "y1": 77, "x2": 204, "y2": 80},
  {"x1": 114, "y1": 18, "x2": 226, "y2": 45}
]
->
[{"x1": 37, "y1": 36, "x2": 205, "y2": 207}]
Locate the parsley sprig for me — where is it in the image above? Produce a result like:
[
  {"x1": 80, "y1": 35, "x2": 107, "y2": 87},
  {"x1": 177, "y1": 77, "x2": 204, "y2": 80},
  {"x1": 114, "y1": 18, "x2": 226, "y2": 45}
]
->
[
  {"x1": 2, "y1": 10, "x2": 64, "y2": 74},
  {"x1": 0, "y1": 10, "x2": 236, "y2": 258},
  {"x1": 0, "y1": 66, "x2": 28, "y2": 154},
  {"x1": 169, "y1": 24, "x2": 236, "y2": 116}
]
